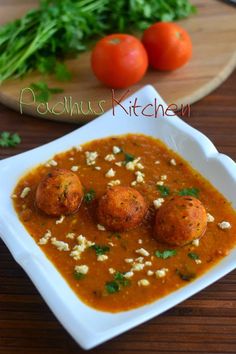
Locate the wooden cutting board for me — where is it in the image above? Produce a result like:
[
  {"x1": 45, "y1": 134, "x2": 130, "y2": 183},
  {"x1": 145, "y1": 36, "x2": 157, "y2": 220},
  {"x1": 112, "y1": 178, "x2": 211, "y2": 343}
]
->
[{"x1": 0, "y1": 0, "x2": 236, "y2": 124}]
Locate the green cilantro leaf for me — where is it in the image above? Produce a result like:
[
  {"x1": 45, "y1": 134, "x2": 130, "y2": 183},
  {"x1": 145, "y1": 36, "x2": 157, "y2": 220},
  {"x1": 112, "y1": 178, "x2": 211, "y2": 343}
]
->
[
  {"x1": 90, "y1": 244, "x2": 110, "y2": 256},
  {"x1": 188, "y1": 252, "x2": 199, "y2": 260},
  {"x1": 84, "y1": 189, "x2": 96, "y2": 203},
  {"x1": 0, "y1": 132, "x2": 21, "y2": 148},
  {"x1": 124, "y1": 152, "x2": 135, "y2": 163},
  {"x1": 30, "y1": 81, "x2": 64, "y2": 103},
  {"x1": 73, "y1": 271, "x2": 85, "y2": 280},
  {"x1": 55, "y1": 62, "x2": 72, "y2": 81},
  {"x1": 178, "y1": 188, "x2": 199, "y2": 198},
  {"x1": 155, "y1": 249, "x2": 177, "y2": 259},
  {"x1": 114, "y1": 271, "x2": 130, "y2": 287},
  {"x1": 105, "y1": 281, "x2": 119, "y2": 294},
  {"x1": 157, "y1": 185, "x2": 170, "y2": 197}
]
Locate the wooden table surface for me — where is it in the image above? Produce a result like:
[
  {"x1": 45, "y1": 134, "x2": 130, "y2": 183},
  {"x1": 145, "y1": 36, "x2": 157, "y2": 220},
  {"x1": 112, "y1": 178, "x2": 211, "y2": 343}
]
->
[{"x1": 0, "y1": 71, "x2": 236, "y2": 354}]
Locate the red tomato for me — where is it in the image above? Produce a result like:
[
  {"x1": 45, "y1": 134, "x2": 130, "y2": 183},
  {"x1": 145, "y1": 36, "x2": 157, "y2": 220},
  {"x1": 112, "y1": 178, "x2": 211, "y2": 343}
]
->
[
  {"x1": 142, "y1": 22, "x2": 192, "y2": 71},
  {"x1": 91, "y1": 34, "x2": 148, "y2": 88}
]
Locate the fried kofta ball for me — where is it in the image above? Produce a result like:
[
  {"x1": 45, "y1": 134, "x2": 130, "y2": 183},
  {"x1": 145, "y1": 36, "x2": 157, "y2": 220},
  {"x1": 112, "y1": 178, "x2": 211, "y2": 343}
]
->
[
  {"x1": 97, "y1": 186, "x2": 147, "y2": 232},
  {"x1": 154, "y1": 195, "x2": 207, "y2": 247},
  {"x1": 36, "y1": 168, "x2": 83, "y2": 217}
]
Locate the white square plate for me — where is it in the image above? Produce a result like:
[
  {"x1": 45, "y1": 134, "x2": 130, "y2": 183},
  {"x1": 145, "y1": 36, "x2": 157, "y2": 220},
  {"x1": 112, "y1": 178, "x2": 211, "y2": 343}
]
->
[{"x1": 0, "y1": 85, "x2": 235, "y2": 350}]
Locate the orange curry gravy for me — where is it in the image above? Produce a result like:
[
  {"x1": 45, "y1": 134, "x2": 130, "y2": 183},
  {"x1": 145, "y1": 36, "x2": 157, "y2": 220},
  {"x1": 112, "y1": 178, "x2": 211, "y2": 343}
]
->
[{"x1": 13, "y1": 134, "x2": 236, "y2": 312}]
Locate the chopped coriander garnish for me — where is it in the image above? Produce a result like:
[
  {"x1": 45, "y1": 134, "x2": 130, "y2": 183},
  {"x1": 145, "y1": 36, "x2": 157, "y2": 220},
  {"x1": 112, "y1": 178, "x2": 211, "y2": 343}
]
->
[
  {"x1": 176, "y1": 269, "x2": 196, "y2": 282},
  {"x1": 106, "y1": 281, "x2": 119, "y2": 294},
  {"x1": 0, "y1": 132, "x2": 21, "y2": 148},
  {"x1": 30, "y1": 81, "x2": 64, "y2": 103},
  {"x1": 105, "y1": 271, "x2": 130, "y2": 294},
  {"x1": 90, "y1": 244, "x2": 110, "y2": 256},
  {"x1": 155, "y1": 249, "x2": 177, "y2": 259},
  {"x1": 157, "y1": 185, "x2": 170, "y2": 197},
  {"x1": 178, "y1": 188, "x2": 199, "y2": 198},
  {"x1": 73, "y1": 271, "x2": 85, "y2": 280},
  {"x1": 124, "y1": 152, "x2": 135, "y2": 163},
  {"x1": 55, "y1": 62, "x2": 72, "y2": 81},
  {"x1": 84, "y1": 189, "x2": 96, "y2": 203},
  {"x1": 114, "y1": 272, "x2": 130, "y2": 287},
  {"x1": 188, "y1": 252, "x2": 199, "y2": 260}
]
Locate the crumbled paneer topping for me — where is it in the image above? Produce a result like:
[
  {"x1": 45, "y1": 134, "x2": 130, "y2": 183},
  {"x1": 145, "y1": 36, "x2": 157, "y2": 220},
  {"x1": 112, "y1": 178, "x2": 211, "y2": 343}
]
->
[
  {"x1": 195, "y1": 259, "x2": 202, "y2": 265},
  {"x1": 113, "y1": 146, "x2": 122, "y2": 154},
  {"x1": 170, "y1": 158, "x2": 177, "y2": 166},
  {"x1": 76, "y1": 145, "x2": 83, "y2": 152},
  {"x1": 109, "y1": 268, "x2": 116, "y2": 274},
  {"x1": 108, "y1": 242, "x2": 114, "y2": 247},
  {"x1": 71, "y1": 165, "x2": 79, "y2": 172},
  {"x1": 153, "y1": 198, "x2": 165, "y2": 209},
  {"x1": 46, "y1": 159, "x2": 58, "y2": 167},
  {"x1": 20, "y1": 187, "x2": 31, "y2": 199},
  {"x1": 125, "y1": 258, "x2": 134, "y2": 263},
  {"x1": 108, "y1": 179, "x2": 121, "y2": 187},
  {"x1": 145, "y1": 261, "x2": 152, "y2": 267},
  {"x1": 105, "y1": 168, "x2": 116, "y2": 178},
  {"x1": 115, "y1": 161, "x2": 123, "y2": 167},
  {"x1": 97, "y1": 254, "x2": 108, "y2": 262},
  {"x1": 156, "y1": 268, "x2": 169, "y2": 278},
  {"x1": 66, "y1": 233, "x2": 75, "y2": 239},
  {"x1": 138, "y1": 239, "x2": 143, "y2": 244},
  {"x1": 135, "y1": 257, "x2": 144, "y2": 263},
  {"x1": 135, "y1": 171, "x2": 145, "y2": 183},
  {"x1": 124, "y1": 271, "x2": 134, "y2": 279},
  {"x1": 218, "y1": 221, "x2": 231, "y2": 230},
  {"x1": 136, "y1": 248, "x2": 150, "y2": 257},
  {"x1": 74, "y1": 264, "x2": 89, "y2": 275},
  {"x1": 131, "y1": 262, "x2": 145, "y2": 272},
  {"x1": 156, "y1": 181, "x2": 164, "y2": 186},
  {"x1": 207, "y1": 213, "x2": 215, "y2": 223},
  {"x1": 70, "y1": 235, "x2": 94, "y2": 260},
  {"x1": 38, "y1": 230, "x2": 52, "y2": 245},
  {"x1": 95, "y1": 166, "x2": 101, "y2": 170},
  {"x1": 155, "y1": 160, "x2": 160, "y2": 164},
  {"x1": 51, "y1": 238, "x2": 70, "y2": 251},
  {"x1": 56, "y1": 215, "x2": 65, "y2": 224},
  {"x1": 85, "y1": 151, "x2": 98, "y2": 166},
  {"x1": 161, "y1": 175, "x2": 167, "y2": 181},
  {"x1": 11, "y1": 194, "x2": 17, "y2": 199},
  {"x1": 97, "y1": 224, "x2": 106, "y2": 231},
  {"x1": 125, "y1": 157, "x2": 143, "y2": 171},
  {"x1": 69, "y1": 157, "x2": 74, "y2": 161},
  {"x1": 105, "y1": 154, "x2": 115, "y2": 161},
  {"x1": 131, "y1": 181, "x2": 137, "y2": 186},
  {"x1": 147, "y1": 270, "x2": 154, "y2": 276},
  {"x1": 192, "y1": 239, "x2": 200, "y2": 247},
  {"x1": 138, "y1": 279, "x2": 150, "y2": 286}
]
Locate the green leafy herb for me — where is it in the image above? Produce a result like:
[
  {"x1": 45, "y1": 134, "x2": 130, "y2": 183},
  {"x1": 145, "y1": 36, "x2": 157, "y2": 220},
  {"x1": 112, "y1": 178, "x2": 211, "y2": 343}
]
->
[
  {"x1": 178, "y1": 188, "x2": 199, "y2": 198},
  {"x1": 30, "y1": 81, "x2": 63, "y2": 103},
  {"x1": 176, "y1": 269, "x2": 196, "y2": 282},
  {"x1": 90, "y1": 244, "x2": 110, "y2": 256},
  {"x1": 155, "y1": 249, "x2": 177, "y2": 259},
  {"x1": 188, "y1": 252, "x2": 199, "y2": 260},
  {"x1": 73, "y1": 271, "x2": 85, "y2": 280},
  {"x1": 84, "y1": 189, "x2": 96, "y2": 203},
  {"x1": 55, "y1": 62, "x2": 72, "y2": 81},
  {"x1": 0, "y1": 0, "x2": 196, "y2": 84},
  {"x1": 105, "y1": 271, "x2": 130, "y2": 294},
  {"x1": 0, "y1": 132, "x2": 21, "y2": 147},
  {"x1": 157, "y1": 185, "x2": 170, "y2": 197},
  {"x1": 114, "y1": 271, "x2": 130, "y2": 287},
  {"x1": 124, "y1": 152, "x2": 135, "y2": 163},
  {"x1": 105, "y1": 281, "x2": 119, "y2": 294}
]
